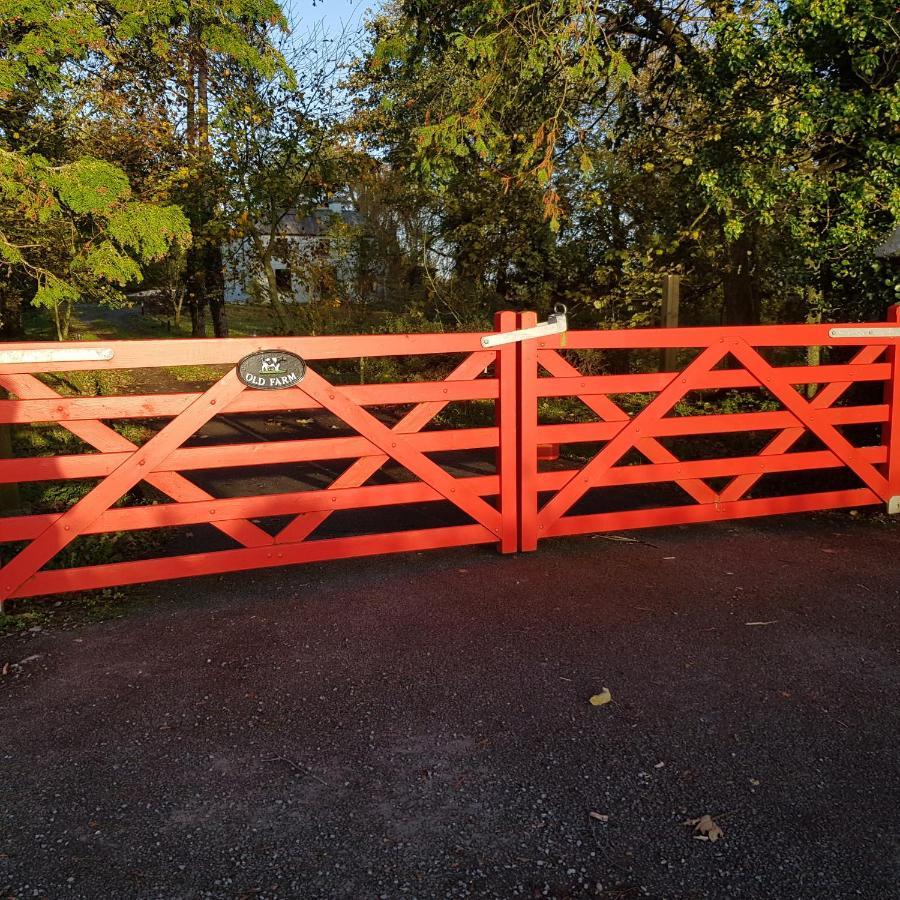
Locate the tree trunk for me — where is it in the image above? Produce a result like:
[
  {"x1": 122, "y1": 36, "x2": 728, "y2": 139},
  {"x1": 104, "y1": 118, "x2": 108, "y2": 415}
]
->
[
  {"x1": 60, "y1": 298, "x2": 73, "y2": 340},
  {"x1": 261, "y1": 253, "x2": 290, "y2": 333},
  {"x1": 186, "y1": 249, "x2": 207, "y2": 336},
  {"x1": 185, "y1": 25, "x2": 205, "y2": 337},
  {"x1": 205, "y1": 241, "x2": 228, "y2": 337},
  {"x1": 195, "y1": 35, "x2": 227, "y2": 338},
  {"x1": 722, "y1": 232, "x2": 759, "y2": 325},
  {"x1": 496, "y1": 263, "x2": 509, "y2": 303}
]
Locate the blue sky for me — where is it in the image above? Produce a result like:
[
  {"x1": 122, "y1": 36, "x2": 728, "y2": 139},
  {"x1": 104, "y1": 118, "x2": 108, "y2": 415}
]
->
[{"x1": 284, "y1": 0, "x2": 375, "y2": 37}]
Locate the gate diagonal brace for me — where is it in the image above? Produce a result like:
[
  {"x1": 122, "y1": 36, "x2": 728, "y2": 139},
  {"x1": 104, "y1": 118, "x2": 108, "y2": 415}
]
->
[
  {"x1": 718, "y1": 344, "x2": 887, "y2": 503},
  {"x1": 0, "y1": 372, "x2": 273, "y2": 549},
  {"x1": 537, "y1": 349, "x2": 717, "y2": 505},
  {"x1": 537, "y1": 342, "x2": 732, "y2": 529},
  {"x1": 727, "y1": 340, "x2": 891, "y2": 501},
  {"x1": 0, "y1": 371, "x2": 249, "y2": 606},
  {"x1": 292, "y1": 367, "x2": 503, "y2": 537},
  {"x1": 275, "y1": 350, "x2": 494, "y2": 544}
]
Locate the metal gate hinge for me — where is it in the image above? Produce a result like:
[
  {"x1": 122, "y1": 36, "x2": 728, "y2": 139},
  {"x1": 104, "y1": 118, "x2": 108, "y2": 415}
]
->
[
  {"x1": 828, "y1": 327, "x2": 900, "y2": 339},
  {"x1": 481, "y1": 305, "x2": 568, "y2": 349}
]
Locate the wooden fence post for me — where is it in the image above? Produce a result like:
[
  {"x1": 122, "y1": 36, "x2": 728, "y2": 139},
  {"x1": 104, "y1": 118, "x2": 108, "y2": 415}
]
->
[
  {"x1": 517, "y1": 312, "x2": 539, "y2": 551},
  {"x1": 660, "y1": 274, "x2": 681, "y2": 373},
  {"x1": 494, "y1": 311, "x2": 519, "y2": 553}
]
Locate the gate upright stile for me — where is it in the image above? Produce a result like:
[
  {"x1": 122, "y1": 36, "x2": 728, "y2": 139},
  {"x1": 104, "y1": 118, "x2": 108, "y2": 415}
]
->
[{"x1": 0, "y1": 306, "x2": 898, "y2": 608}]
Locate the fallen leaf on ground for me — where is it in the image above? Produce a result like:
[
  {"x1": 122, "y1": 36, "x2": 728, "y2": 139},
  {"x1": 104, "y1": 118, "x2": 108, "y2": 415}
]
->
[
  {"x1": 684, "y1": 814, "x2": 724, "y2": 842},
  {"x1": 589, "y1": 688, "x2": 612, "y2": 706}
]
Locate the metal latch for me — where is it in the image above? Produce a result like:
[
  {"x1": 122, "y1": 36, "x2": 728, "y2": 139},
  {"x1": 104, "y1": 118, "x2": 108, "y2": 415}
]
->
[
  {"x1": 481, "y1": 305, "x2": 568, "y2": 348},
  {"x1": 828, "y1": 327, "x2": 900, "y2": 339},
  {"x1": 0, "y1": 348, "x2": 114, "y2": 365}
]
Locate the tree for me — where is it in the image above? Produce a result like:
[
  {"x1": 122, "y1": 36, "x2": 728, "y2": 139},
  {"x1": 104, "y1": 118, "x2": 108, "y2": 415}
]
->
[
  {"x1": 218, "y1": 19, "x2": 356, "y2": 332},
  {"x1": 0, "y1": 0, "x2": 191, "y2": 339},
  {"x1": 353, "y1": 1, "x2": 899, "y2": 326},
  {"x1": 126, "y1": 0, "x2": 291, "y2": 336},
  {"x1": 0, "y1": 153, "x2": 189, "y2": 339},
  {"x1": 0, "y1": 0, "x2": 290, "y2": 340}
]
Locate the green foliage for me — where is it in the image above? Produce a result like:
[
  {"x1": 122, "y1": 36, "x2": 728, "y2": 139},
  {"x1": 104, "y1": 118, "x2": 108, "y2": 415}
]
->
[
  {"x1": 0, "y1": 0, "x2": 286, "y2": 339},
  {"x1": 50, "y1": 159, "x2": 131, "y2": 215},
  {"x1": 106, "y1": 203, "x2": 192, "y2": 260},
  {"x1": 78, "y1": 244, "x2": 144, "y2": 285},
  {"x1": 353, "y1": 1, "x2": 899, "y2": 326},
  {"x1": 32, "y1": 275, "x2": 78, "y2": 311},
  {"x1": 0, "y1": 148, "x2": 190, "y2": 337}
]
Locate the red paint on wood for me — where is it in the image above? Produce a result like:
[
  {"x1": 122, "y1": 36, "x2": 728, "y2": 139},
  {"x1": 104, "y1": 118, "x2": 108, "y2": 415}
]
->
[
  {"x1": 1, "y1": 314, "x2": 897, "y2": 605},
  {"x1": 883, "y1": 305, "x2": 900, "y2": 499}
]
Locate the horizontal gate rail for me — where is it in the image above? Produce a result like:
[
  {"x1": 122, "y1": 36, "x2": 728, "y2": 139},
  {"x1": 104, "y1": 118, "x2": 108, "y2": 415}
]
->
[
  {"x1": 535, "y1": 362, "x2": 892, "y2": 396},
  {"x1": 0, "y1": 428, "x2": 501, "y2": 483},
  {"x1": 535, "y1": 405, "x2": 889, "y2": 443},
  {"x1": 518, "y1": 306, "x2": 900, "y2": 550},
  {"x1": 0, "y1": 313, "x2": 519, "y2": 608},
  {"x1": 0, "y1": 380, "x2": 500, "y2": 424},
  {"x1": 536, "y1": 322, "x2": 900, "y2": 349},
  {"x1": 0, "y1": 333, "x2": 498, "y2": 372}
]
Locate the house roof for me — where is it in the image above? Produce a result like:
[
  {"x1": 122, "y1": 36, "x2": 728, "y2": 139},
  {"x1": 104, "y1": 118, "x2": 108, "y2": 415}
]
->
[{"x1": 262, "y1": 206, "x2": 362, "y2": 238}]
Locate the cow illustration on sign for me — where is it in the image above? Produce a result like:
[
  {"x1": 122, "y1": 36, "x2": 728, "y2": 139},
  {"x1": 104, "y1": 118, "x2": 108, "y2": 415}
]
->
[{"x1": 260, "y1": 356, "x2": 283, "y2": 374}]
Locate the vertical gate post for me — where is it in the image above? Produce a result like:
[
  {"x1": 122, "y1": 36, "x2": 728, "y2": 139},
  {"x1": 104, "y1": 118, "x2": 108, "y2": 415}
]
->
[
  {"x1": 517, "y1": 312, "x2": 539, "y2": 551},
  {"x1": 660, "y1": 274, "x2": 681, "y2": 373},
  {"x1": 494, "y1": 311, "x2": 519, "y2": 553},
  {"x1": 884, "y1": 304, "x2": 900, "y2": 513}
]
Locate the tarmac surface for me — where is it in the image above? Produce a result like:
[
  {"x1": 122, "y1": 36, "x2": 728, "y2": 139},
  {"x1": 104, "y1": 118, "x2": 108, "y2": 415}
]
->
[{"x1": 1, "y1": 513, "x2": 898, "y2": 899}]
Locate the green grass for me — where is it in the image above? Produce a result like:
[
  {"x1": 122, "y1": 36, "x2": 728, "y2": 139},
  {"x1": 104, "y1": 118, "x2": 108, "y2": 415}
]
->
[
  {"x1": 163, "y1": 363, "x2": 231, "y2": 385},
  {"x1": 0, "y1": 586, "x2": 148, "y2": 636}
]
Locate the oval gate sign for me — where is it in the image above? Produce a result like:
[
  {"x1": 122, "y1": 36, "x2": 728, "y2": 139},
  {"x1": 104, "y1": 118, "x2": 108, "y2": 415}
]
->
[{"x1": 237, "y1": 350, "x2": 307, "y2": 390}]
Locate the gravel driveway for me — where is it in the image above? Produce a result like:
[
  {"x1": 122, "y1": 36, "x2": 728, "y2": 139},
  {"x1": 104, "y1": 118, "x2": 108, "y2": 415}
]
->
[{"x1": 1, "y1": 514, "x2": 898, "y2": 899}]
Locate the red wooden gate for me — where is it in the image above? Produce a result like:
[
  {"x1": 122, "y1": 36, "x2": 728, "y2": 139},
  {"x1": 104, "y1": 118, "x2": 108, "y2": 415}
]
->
[
  {"x1": 1, "y1": 307, "x2": 897, "y2": 608},
  {"x1": 516, "y1": 306, "x2": 900, "y2": 549},
  {"x1": 0, "y1": 312, "x2": 519, "y2": 609}
]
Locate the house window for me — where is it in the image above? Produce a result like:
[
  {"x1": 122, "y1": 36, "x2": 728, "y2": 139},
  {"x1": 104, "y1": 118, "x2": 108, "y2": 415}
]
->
[{"x1": 275, "y1": 267, "x2": 292, "y2": 293}]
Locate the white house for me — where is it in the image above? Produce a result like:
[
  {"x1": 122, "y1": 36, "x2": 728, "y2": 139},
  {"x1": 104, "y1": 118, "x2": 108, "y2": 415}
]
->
[{"x1": 223, "y1": 198, "x2": 362, "y2": 305}]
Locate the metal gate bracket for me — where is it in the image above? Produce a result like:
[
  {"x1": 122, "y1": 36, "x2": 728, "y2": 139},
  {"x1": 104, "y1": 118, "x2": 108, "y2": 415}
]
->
[
  {"x1": 828, "y1": 327, "x2": 900, "y2": 339},
  {"x1": 481, "y1": 305, "x2": 567, "y2": 348},
  {"x1": 0, "y1": 348, "x2": 114, "y2": 365}
]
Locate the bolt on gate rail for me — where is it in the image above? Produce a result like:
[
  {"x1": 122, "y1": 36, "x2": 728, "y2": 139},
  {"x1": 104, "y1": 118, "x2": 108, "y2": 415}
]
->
[{"x1": 0, "y1": 306, "x2": 897, "y2": 608}]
